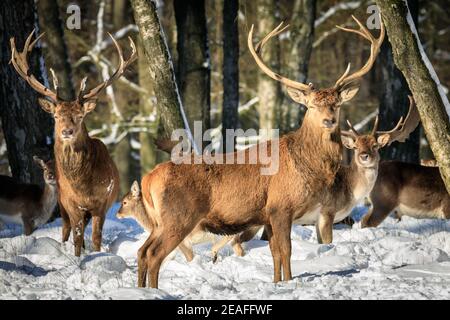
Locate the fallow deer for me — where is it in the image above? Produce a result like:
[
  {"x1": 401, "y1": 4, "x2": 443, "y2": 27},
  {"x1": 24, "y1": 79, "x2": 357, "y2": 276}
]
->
[
  {"x1": 232, "y1": 96, "x2": 420, "y2": 246},
  {"x1": 116, "y1": 181, "x2": 244, "y2": 262},
  {"x1": 361, "y1": 164, "x2": 450, "y2": 228},
  {"x1": 136, "y1": 15, "x2": 384, "y2": 288},
  {"x1": 10, "y1": 30, "x2": 137, "y2": 256},
  {"x1": 0, "y1": 156, "x2": 57, "y2": 235}
]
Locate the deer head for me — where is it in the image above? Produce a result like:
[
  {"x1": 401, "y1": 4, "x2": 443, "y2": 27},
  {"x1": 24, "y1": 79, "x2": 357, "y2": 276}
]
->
[
  {"x1": 117, "y1": 181, "x2": 144, "y2": 219},
  {"x1": 10, "y1": 30, "x2": 137, "y2": 143},
  {"x1": 248, "y1": 15, "x2": 385, "y2": 131},
  {"x1": 341, "y1": 96, "x2": 420, "y2": 168},
  {"x1": 33, "y1": 155, "x2": 56, "y2": 185}
]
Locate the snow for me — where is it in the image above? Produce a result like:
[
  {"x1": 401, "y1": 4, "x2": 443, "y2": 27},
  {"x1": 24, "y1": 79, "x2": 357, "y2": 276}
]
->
[
  {"x1": 404, "y1": 1, "x2": 450, "y2": 120},
  {"x1": 0, "y1": 204, "x2": 449, "y2": 300}
]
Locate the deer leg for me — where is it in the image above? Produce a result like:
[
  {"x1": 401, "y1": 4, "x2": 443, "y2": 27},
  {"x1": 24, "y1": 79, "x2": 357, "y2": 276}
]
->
[
  {"x1": 361, "y1": 201, "x2": 396, "y2": 228},
  {"x1": 211, "y1": 235, "x2": 234, "y2": 263},
  {"x1": 316, "y1": 210, "x2": 334, "y2": 244},
  {"x1": 178, "y1": 240, "x2": 194, "y2": 262},
  {"x1": 265, "y1": 224, "x2": 282, "y2": 283},
  {"x1": 137, "y1": 231, "x2": 160, "y2": 288},
  {"x1": 23, "y1": 217, "x2": 34, "y2": 236},
  {"x1": 72, "y1": 217, "x2": 85, "y2": 257},
  {"x1": 60, "y1": 203, "x2": 71, "y2": 242},
  {"x1": 271, "y1": 217, "x2": 293, "y2": 282},
  {"x1": 146, "y1": 230, "x2": 186, "y2": 289},
  {"x1": 91, "y1": 215, "x2": 105, "y2": 252}
]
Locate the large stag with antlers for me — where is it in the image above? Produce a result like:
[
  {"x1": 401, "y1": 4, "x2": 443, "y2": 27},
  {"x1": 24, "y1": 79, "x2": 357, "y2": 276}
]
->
[
  {"x1": 134, "y1": 15, "x2": 385, "y2": 288},
  {"x1": 10, "y1": 30, "x2": 137, "y2": 256}
]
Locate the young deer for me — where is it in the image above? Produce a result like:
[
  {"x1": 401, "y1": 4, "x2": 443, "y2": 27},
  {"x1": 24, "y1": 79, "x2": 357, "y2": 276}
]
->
[
  {"x1": 117, "y1": 181, "x2": 244, "y2": 262},
  {"x1": 232, "y1": 97, "x2": 420, "y2": 246},
  {"x1": 0, "y1": 156, "x2": 57, "y2": 235},
  {"x1": 136, "y1": 15, "x2": 384, "y2": 288},
  {"x1": 10, "y1": 30, "x2": 136, "y2": 256},
  {"x1": 361, "y1": 164, "x2": 450, "y2": 228}
]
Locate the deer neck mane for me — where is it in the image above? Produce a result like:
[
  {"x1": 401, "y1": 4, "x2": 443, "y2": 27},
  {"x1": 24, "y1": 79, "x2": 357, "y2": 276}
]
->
[
  {"x1": 135, "y1": 199, "x2": 154, "y2": 232},
  {"x1": 288, "y1": 112, "x2": 342, "y2": 186},
  {"x1": 55, "y1": 124, "x2": 94, "y2": 177},
  {"x1": 348, "y1": 157, "x2": 379, "y2": 200},
  {"x1": 39, "y1": 182, "x2": 57, "y2": 217}
]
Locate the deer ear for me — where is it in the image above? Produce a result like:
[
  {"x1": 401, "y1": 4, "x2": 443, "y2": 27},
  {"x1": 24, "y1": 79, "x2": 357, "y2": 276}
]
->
[
  {"x1": 377, "y1": 134, "x2": 390, "y2": 148},
  {"x1": 131, "y1": 181, "x2": 141, "y2": 198},
  {"x1": 341, "y1": 135, "x2": 356, "y2": 149},
  {"x1": 286, "y1": 87, "x2": 310, "y2": 106},
  {"x1": 83, "y1": 100, "x2": 97, "y2": 114},
  {"x1": 33, "y1": 155, "x2": 45, "y2": 168},
  {"x1": 38, "y1": 98, "x2": 55, "y2": 114},
  {"x1": 338, "y1": 82, "x2": 360, "y2": 103}
]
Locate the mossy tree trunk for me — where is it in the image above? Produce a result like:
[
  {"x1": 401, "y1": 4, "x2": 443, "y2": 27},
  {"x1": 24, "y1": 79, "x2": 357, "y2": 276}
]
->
[
  {"x1": 257, "y1": 0, "x2": 282, "y2": 136},
  {"x1": 0, "y1": 0, "x2": 54, "y2": 185},
  {"x1": 174, "y1": 0, "x2": 211, "y2": 138},
  {"x1": 130, "y1": 0, "x2": 186, "y2": 141},
  {"x1": 375, "y1": 0, "x2": 450, "y2": 193}
]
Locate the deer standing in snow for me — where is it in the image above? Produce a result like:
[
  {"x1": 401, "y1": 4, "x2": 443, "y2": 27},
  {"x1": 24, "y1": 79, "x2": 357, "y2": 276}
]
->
[
  {"x1": 135, "y1": 15, "x2": 384, "y2": 288},
  {"x1": 10, "y1": 30, "x2": 137, "y2": 256},
  {"x1": 0, "y1": 156, "x2": 57, "y2": 235}
]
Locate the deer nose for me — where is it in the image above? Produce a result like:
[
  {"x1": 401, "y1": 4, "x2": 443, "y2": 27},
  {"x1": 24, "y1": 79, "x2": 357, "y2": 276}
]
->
[
  {"x1": 62, "y1": 129, "x2": 74, "y2": 137},
  {"x1": 360, "y1": 153, "x2": 369, "y2": 162},
  {"x1": 323, "y1": 118, "x2": 337, "y2": 128}
]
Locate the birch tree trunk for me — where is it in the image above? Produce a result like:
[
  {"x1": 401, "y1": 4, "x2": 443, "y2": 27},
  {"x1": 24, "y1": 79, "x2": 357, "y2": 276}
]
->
[
  {"x1": 257, "y1": 0, "x2": 282, "y2": 136},
  {"x1": 130, "y1": 0, "x2": 187, "y2": 142},
  {"x1": 378, "y1": 0, "x2": 420, "y2": 163},
  {"x1": 221, "y1": 0, "x2": 239, "y2": 151},
  {"x1": 37, "y1": 0, "x2": 75, "y2": 101},
  {"x1": 375, "y1": 0, "x2": 450, "y2": 193},
  {"x1": 174, "y1": 0, "x2": 211, "y2": 136},
  {"x1": 0, "y1": 0, "x2": 54, "y2": 185}
]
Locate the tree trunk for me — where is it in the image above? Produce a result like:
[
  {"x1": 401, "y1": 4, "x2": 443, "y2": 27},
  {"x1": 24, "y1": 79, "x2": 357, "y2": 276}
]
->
[
  {"x1": 130, "y1": 0, "x2": 187, "y2": 142},
  {"x1": 0, "y1": 0, "x2": 54, "y2": 185},
  {"x1": 257, "y1": 0, "x2": 282, "y2": 136},
  {"x1": 375, "y1": 0, "x2": 450, "y2": 193},
  {"x1": 221, "y1": 0, "x2": 239, "y2": 151},
  {"x1": 378, "y1": 0, "x2": 420, "y2": 163},
  {"x1": 281, "y1": 0, "x2": 316, "y2": 132},
  {"x1": 36, "y1": 0, "x2": 75, "y2": 101},
  {"x1": 174, "y1": 0, "x2": 211, "y2": 137}
]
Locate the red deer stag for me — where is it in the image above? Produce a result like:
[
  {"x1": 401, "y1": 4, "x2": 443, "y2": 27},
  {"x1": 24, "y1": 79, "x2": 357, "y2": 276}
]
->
[
  {"x1": 0, "y1": 156, "x2": 57, "y2": 235},
  {"x1": 10, "y1": 30, "x2": 137, "y2": 256},
  {"x1": 232, "y1": 97, "x2": 419, "y2": 246},
  {"x1": 135, "y1": 15, "x2": 384, "y2": 288}
]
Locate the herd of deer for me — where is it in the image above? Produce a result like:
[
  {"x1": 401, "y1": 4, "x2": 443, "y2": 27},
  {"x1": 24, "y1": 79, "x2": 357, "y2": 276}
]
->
[{"x1": 0, "y1": 14, "x2": 449, "y2": 289}]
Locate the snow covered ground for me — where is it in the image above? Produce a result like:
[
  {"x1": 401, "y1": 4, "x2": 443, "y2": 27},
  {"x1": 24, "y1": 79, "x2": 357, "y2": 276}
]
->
[{"x1": 0, "y1": 204, "x2": 449, "y2": 300}]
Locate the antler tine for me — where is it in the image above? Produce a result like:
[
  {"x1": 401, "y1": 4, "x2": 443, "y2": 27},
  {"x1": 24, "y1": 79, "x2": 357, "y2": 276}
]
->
[
  {"x1": 346, "y1": 119, "x2": 359, "y2": 135},
  {"x1": 255, "y1": 22, "x2": 289, "y2": 53},
  {"x1": 370, "y1": 115, "x2": 379, "y2": 136},
  {"x1": 334, "y1": 13, "x2": 385, "y2": 89},
  {"x1": 248, "y1": 24, "x2": 312, "y2": 92},
  {"x1": 9, "y1": 29, "x2": 58, "y2": 102},
  {"x1": 376, "y1": 95, "x2": 420, "y2": 145},
  {"x1": 82, "y1": 33, "x2": 137, "y2": 101},
  {"x1": 49, "y1": 68, "x2": 59, "y2": 91}
]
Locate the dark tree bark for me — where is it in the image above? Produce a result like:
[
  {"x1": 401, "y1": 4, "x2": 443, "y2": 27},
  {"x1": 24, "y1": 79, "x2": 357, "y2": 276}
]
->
[
  {"x1": 281, "y1": 0, "x2": 316, "y2": 132},
  {"x1": 174, "y1": 0, "x2": 211, "y2": 135},
  {"x1": 130, "y1": 0, "x2": 186, "y2": 141},
  {"x1": 36, "y1": 0, "x2": 75, "y2": 101},
  {"x1": 221, "y1": 0, "x2": 239, "y2": 151},
  {"x1": 378, "y1": 0, "x2": 420, "y2": 163},
  {"x1": 0, "y1": 0, "x2": 54, "y2": 185},
  {"x1": 375, "y1": 0, "x2": 450, "y2": 193}
]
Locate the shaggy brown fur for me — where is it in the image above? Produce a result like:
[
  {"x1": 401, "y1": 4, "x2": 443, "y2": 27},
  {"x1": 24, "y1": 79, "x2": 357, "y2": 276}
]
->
[
  {"x1": 361, "y1": 161, "x2": 450, "y2": 227},
  {"x1": 39, "y1": 99, "x2": 120, "y2": 257},
  {"x1": 0, "y1": 157, "x2": 57, "y2": 235}
]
